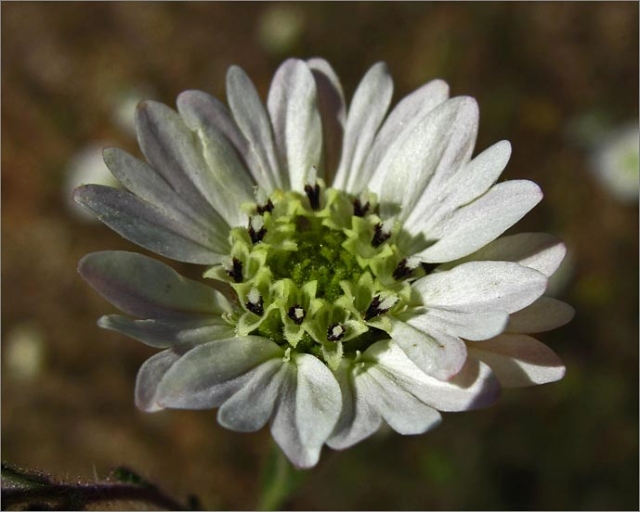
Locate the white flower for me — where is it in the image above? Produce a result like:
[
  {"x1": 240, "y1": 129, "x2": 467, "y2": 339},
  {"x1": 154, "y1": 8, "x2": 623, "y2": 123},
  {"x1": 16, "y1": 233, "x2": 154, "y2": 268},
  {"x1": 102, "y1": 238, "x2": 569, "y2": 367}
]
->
[
  {"x1": 591, "y1": 124, "x2": 639, "y2": 203},
  {"x1": 76, "y1": 59, "x2": 571, "y2": 468},
  {"x1": 450, "y1": 232, "x2": 574, "y2": 387}
]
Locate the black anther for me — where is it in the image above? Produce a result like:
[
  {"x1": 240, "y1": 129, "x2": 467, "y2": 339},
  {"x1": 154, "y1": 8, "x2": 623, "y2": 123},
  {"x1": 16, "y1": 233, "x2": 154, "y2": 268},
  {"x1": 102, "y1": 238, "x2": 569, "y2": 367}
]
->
[
  {"x1": 371, "y1": 223, "x2": 390, "y2": 248},
  {"x1": 363, "y1": 295, "x2": 382, "y2": 321},
  {"x1": 393, "y1": 258, "x2": 412, "y2": 280},
  {"x1": 248, "y1": 224, "x2": 266, "y2": 244},
  {"x1": 421, "y1": 262, "x2": 438, "y2": 275},
  {"x1": 257, "y1": 199, "x2": 274, "y2": 215},
  {"x1": 304, "y1": 183, "x2": 321, "y2": 211},
  {"x1": 226, "y1": 257, "x2": 243, "y2": 283},
  {"x1": 287, "y1": 305, "x2": 306, "y2": 325},
  {"x1": 327, "y1": 323, "x2": 345, "y2": 342},
  {"x1": 246, "y1": 296, "x2": 264, "y2": 316},
  {"x1": 353, "y1": 198, "x2": 370, "y2": 217}
]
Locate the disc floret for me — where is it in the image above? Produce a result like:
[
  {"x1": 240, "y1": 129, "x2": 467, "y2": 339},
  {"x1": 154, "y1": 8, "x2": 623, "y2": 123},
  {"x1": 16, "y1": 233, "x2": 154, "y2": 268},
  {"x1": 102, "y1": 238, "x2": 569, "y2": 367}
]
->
[{"x1": 205, "y1": 182, "x2": 420, "y2": 369}]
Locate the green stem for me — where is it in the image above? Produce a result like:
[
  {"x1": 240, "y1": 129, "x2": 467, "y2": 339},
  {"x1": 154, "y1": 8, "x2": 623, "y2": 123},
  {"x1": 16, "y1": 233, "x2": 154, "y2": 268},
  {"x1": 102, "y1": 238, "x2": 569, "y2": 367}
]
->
[{"x1": 257, "y1": 443, "x2": 307, "y2": 511}]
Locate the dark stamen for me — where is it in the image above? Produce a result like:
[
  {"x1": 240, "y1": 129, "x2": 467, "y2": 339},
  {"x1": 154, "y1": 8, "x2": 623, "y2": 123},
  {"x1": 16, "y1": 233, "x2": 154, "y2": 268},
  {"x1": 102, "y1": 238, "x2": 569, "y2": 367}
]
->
[
  {"x1": 371, "y1": 223, "x2": 390, "y2": 247},
  {"x1": 226, "y1": 257, "x2": 243, "y2": 283},
  {"x1": 363, "y1": 296, "x2": 382, "y2": 321},
  {"x1": 363, "y1": 295, "x2": 396, "y2": 321},
  {"x1": 353, "y1": 198, "x2": 370, "y2": 217},
  {"x1": 256, "y1": 199, "x2": 274, "y2": 215},
  {"x1": 287, "y1": 305, "x2": 306, "y2": 325},
  {"x1": 327, "y1": 323, "x2": 345, "y2": 342},
  {"x1": 421, "y1": 262, "x2": 438, "y2": 275},
  {"x1": 393, "y1": 258, "x2": 412, "y2": 280},
  {"x1": 246, "y1": 297, "x2": 264, "y2": 316},
  {"x1": 248, "y1": 220, "x2": 266, "y2": 244},
  {"x1": 304, "y1": 183, "x2": 321, "y2": 211}
]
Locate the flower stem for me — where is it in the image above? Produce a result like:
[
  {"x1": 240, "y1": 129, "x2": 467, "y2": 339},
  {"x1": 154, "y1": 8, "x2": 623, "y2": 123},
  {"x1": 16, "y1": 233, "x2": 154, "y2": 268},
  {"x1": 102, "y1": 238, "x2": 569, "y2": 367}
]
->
[{"x1": 257, "y1": 443, "x2": 307, "y2": 510}]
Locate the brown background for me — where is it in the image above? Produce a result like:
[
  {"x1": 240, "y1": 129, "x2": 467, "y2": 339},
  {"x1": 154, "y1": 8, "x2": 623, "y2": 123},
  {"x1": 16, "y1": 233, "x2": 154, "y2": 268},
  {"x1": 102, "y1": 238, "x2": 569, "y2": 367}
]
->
[{"x1": 2, "y1": 2, "x2": 638, "y2": 510}]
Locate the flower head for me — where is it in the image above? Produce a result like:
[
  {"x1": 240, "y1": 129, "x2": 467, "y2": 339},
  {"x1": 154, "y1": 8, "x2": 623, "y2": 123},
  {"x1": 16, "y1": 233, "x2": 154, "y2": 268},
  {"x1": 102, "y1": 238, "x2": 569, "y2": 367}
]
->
[{"x1": 76, "y1": 59, "x2": 572, "y2": 468}]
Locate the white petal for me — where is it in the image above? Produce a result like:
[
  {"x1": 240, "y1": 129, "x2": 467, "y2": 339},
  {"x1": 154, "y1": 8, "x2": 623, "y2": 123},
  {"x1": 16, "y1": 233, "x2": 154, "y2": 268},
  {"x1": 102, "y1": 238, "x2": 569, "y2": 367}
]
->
[
  {"x1": 217, "y1": 359, "x2": 287, "y2": 432},
  {"x1": 411, "y1": 180, "x2": 543, "y2": 262},
  {"x1": 174, "y1": 93, "x2": 258, "y2": 227},
  {"x1": 333, "y1": 62, "x2": 393, "y2": 193},
  {"x1": 365, "y1": 79, "x2": 450, "y2": 176},
  {"x1": 407, "y1": 307, "x2": 510, "y2": 342},
  {"x1": 506, "y1": 297, "x2": 575, "y2": 333},
  {"x1": 270, "y1": 353, "x2": 342, "y2": 468},
  {"x1": 355, "y1": 358, "x2": 442, "y2": 435},
  {"x1": 103, "y1": 147, "x2": 217, "y2": 233},
  {"x1": 420, "y1": 358, "x2": 501, "y2": 411},
  {"x1": 389, "y1": 319, "x2": 467, "y2": 379},
  {"x1": 267, "y1": 59, "x2": 323, "y2": 192},
  {"x1": 307, "y1": 58, "x2": 346, "y2": 185},
  {"x1": 467, "y1": 334, "x2": 565, "y2": 387},
  {"x1": 74, "y1": 185, "x2": 229, "y2": 264},
  {"x1": 436, "y1": 140, "x2": 511, "y2": 212},
  {"x1": 452, "y1": 232, "x2": 567, "y2": 278},
  {"x1": 226, "y1": 65, "x2": 283, "y2": 192},
  {"x1": 326, "y1": 361, "x2": 383, "y2": 450},
  {"x1": 373, "y1": 97, "x2": 478, "y2": 221},
  {"x1": 365, "y1": 339, "x2": 501, "y2": 411},
  {"x1": 329, "y1": 339, "x2": 500, "y2": 449},
  {"x1": 98, "y1": 315, "x2": 235, "y2": 348},
  {"x1": 293, "y1": 353, "x2": 343, "y2": 447},
  {"x1": 136, "y1": 101, "x2": 245, "y2": 227},
  {"x1": 79, "y1": 251, "x2": 231, "y2": 319},
  {"x1": 155, "y1": 337, "x2": 283, "y2": 409},
  {"x1": 134, "y1": 103, "x2": 220, "y2": 220},
  {"x1": 414, "y1": 261, "x2": 548, "y2": 315},
  {"x1": 176, "y1": 90, "x2": 265, "y2": 188},
  {"x1": 135, "y1": 350, "x2": 181, "y2": 412},
  {"x1": 177, "y1": 90, "x2": 246, "y2": 151},
  {"x1": 399, "y1": 262, "x2": 547, "y2": 346},
  {"x1": 405, "y1": 140, "x2": 511, "y2": 230}
]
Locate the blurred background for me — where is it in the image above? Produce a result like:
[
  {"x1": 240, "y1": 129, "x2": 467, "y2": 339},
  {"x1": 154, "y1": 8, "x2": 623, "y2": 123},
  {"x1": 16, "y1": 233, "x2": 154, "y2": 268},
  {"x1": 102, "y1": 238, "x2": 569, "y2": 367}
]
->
[{"x1": 2, "y1": 2, "x2": 638, "y2": 510}]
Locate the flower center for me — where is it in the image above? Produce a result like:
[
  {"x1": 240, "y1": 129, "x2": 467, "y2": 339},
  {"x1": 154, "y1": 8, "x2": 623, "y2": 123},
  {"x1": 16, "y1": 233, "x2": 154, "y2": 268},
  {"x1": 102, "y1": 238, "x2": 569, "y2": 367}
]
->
[
  {"x1": 205, "y1": 182, "x2": 423, "y2": 369},
  {"x1": 269, "y1": 216, "x2": 361, "y2": 302}
]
